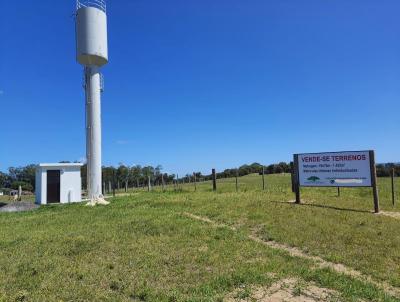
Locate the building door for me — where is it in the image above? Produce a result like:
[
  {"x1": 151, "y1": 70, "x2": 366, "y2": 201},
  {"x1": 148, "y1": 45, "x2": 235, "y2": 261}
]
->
[{"x1": 47, "y1": 170, "x2": 60, "y2": 203}]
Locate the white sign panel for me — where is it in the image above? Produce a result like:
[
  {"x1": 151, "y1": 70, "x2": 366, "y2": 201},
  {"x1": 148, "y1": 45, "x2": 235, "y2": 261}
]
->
[{"x1": 297, "y1": 151, "x2": 372, "y2": 187}]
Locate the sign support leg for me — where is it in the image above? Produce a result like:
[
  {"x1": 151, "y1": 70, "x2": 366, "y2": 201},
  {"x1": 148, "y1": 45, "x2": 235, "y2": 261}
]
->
[
  {"x1": 293, "y1": 154, "x2": 301, "y2": 204},
  {"x1": 369, "y1": 150, "x2": 379, "y2": 213},
  {"x1": 295, "y1": 185, "x2": 301, "y2": 204}
]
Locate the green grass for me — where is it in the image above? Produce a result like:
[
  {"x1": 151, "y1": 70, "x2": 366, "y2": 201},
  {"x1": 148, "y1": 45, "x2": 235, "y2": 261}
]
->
[{"x1": 1, "y1": 174, "x2": 400, "y2": 301}]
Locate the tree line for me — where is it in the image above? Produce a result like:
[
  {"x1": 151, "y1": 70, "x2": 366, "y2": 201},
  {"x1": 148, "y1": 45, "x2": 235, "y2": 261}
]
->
[
  {"x1": 1, "y1": 161, "x2": 399, "y2": 193},
  {"x1": 375, "y1": 163, "x2": 400, "y2": 177}
]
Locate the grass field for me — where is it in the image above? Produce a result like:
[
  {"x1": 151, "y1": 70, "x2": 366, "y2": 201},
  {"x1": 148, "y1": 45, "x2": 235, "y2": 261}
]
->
[{"x1": 1, "y1": 174, "x2": 400, "y2": 301}]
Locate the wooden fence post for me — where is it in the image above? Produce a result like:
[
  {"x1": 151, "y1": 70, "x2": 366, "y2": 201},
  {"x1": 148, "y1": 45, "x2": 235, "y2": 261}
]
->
[
  {"x1": 262, "y1": 166, "x2": 265, "y2": 190},
  {"x1": 147, "y1": 175, "x2": 151, "y2": 192},
  {"x1": 337, "y1": 187, "x2": 340, "y2": 197},
  {"x1": 193, "y1": 173, "x2": 197, "y2": 192},
  {"x1": 161, "y1": 174, "x2": 165, "y2": 192},
  {"x1": 391, "y1": 168, "x2": 395, "y2": 206},
  {"x1": 369, "y1": 150, "x2": 379, "y2": 213},
  {"x1": 212, "y1": 169, "x2": 217, "y2": 191},
  {"x1": 235, "y1": 169, "x2": 239, "y2": 192}
]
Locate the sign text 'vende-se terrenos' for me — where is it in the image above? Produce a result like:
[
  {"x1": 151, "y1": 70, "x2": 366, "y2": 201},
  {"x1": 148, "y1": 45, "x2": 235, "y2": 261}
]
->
[
  {"x1": 298, "y1": 151, "x2": 371, "y2": 187},
  {"x1": 292, "y1": 150, "x2": 379, "y2": 213}
]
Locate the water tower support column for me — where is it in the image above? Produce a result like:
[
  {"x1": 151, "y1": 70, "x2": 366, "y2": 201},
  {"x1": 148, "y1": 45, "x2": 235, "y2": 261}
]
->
[{"x1": 85, "y1": 66, "x2": 108, "y2": 205}]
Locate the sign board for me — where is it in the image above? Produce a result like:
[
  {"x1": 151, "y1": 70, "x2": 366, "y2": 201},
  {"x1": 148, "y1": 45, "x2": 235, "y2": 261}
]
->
[
  {"x1": 297, "y1": 151, "x2": 372, "y2": 187},
  {"x1": 292, "y1": 150, "x2": 379, "y2": 213}
]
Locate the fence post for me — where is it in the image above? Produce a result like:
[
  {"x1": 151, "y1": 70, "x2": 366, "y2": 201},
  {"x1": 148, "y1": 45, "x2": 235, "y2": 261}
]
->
[
  {"x1": 18, "y1": 185, "x2": 22, "y2": 201},
  {"x1": 147, "y1": 175, "x2": 151, "y2": 192},
  {"x1": 212, "y1": 169, "x2": 217, "y2": 191},
  {"x1": 391, "y1": 168, "x2": 395, "y2": 206},
  {"x1": 161, "y1": 174, "x2": 165, "y2": 192},
  {"x1": 193, "y1": 172, "x2": 197, "y2": 191},
  {"x1": 337, "y1": 187, "x2": 340, "y2": 197},
  {"x1": 235, "y1": 169, "x2": 239, "y2": 192},
  {"x1": 262, "y1": 166, "x2": 265, "y2": 190}
]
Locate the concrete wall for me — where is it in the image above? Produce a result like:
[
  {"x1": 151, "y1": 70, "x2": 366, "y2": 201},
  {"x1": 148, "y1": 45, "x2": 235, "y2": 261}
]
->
[{"x1": 60, "y1": 167, "x2": 82, "y2": 203}]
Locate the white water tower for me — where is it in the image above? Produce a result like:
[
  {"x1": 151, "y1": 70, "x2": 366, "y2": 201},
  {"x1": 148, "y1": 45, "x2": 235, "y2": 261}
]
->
[{"x1": 75, "y1": 0, "x2": 109, "y2": 205}]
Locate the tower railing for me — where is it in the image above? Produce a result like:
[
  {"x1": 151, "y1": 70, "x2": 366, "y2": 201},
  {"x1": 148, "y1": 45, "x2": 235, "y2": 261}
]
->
[{"x1": 77, "y1": 0, "x2": 106, "y2": 13}]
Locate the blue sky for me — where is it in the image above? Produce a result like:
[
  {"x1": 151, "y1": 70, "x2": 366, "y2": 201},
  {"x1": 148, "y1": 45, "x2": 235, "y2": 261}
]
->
[{"x1": 1, "y1": 0, "x2": 399, "y2": 175}]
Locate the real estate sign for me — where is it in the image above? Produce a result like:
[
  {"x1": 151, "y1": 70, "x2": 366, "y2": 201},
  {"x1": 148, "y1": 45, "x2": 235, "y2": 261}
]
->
[{"x1": 296, "y1": 151, "x2": 372, "y2": 187}]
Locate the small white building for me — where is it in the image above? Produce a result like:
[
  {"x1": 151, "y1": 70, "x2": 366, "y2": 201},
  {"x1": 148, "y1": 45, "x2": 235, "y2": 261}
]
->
[{"x1": 35, "y1": 163, "x2": 83, "y2": 205}]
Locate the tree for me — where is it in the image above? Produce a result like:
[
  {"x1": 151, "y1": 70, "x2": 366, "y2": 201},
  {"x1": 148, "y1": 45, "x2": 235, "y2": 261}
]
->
[
  {"x1": 130, "y1": 165, "x2": 142, "y2": 187},
  {"x1": 11, "y1": 181, "x2": 33, "y2": 191},
  {"x1": 117, "y1": 164, "x2": 130, "y2": 189},
  {"x1": 7, "y1": 165, "x2": 36, "y2": 192},
  {"x1": 0, "y1": 172, "x2": 9, "y2": 188}
]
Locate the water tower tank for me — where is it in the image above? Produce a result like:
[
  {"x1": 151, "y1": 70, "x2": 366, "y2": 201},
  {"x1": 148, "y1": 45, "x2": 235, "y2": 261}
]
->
[{"x1": 76, "y1": 0, "x2": 108, "y2": 66}]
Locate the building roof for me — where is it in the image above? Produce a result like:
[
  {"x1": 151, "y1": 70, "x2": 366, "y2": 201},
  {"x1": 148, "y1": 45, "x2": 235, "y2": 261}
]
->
[{"x1": 37, "y1": 163, "x2": 84, "y2": 168}]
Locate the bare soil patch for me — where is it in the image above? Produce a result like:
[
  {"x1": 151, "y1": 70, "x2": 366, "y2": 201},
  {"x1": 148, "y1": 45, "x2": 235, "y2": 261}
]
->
[
  {"x1": 377, "y1": 211, "x2": 400, "y2": 220},
  {"x1": 0, "y1": 202, "x2": 39, "y2": 213},
  {"x1": 224, "y1": 278, "x2": 341, "y2": 302}
]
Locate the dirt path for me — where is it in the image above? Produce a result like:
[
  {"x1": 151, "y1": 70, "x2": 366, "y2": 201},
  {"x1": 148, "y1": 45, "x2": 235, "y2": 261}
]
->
[
  {"x1": 224, "y1": 278, "x2": 341, "y2": 302},
  {"x1": 183, "y1": 212, "x2": 400, "y2": 299},
  {"x1": 378, "y1": 211, "x2": 400, "y2": 220}
]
